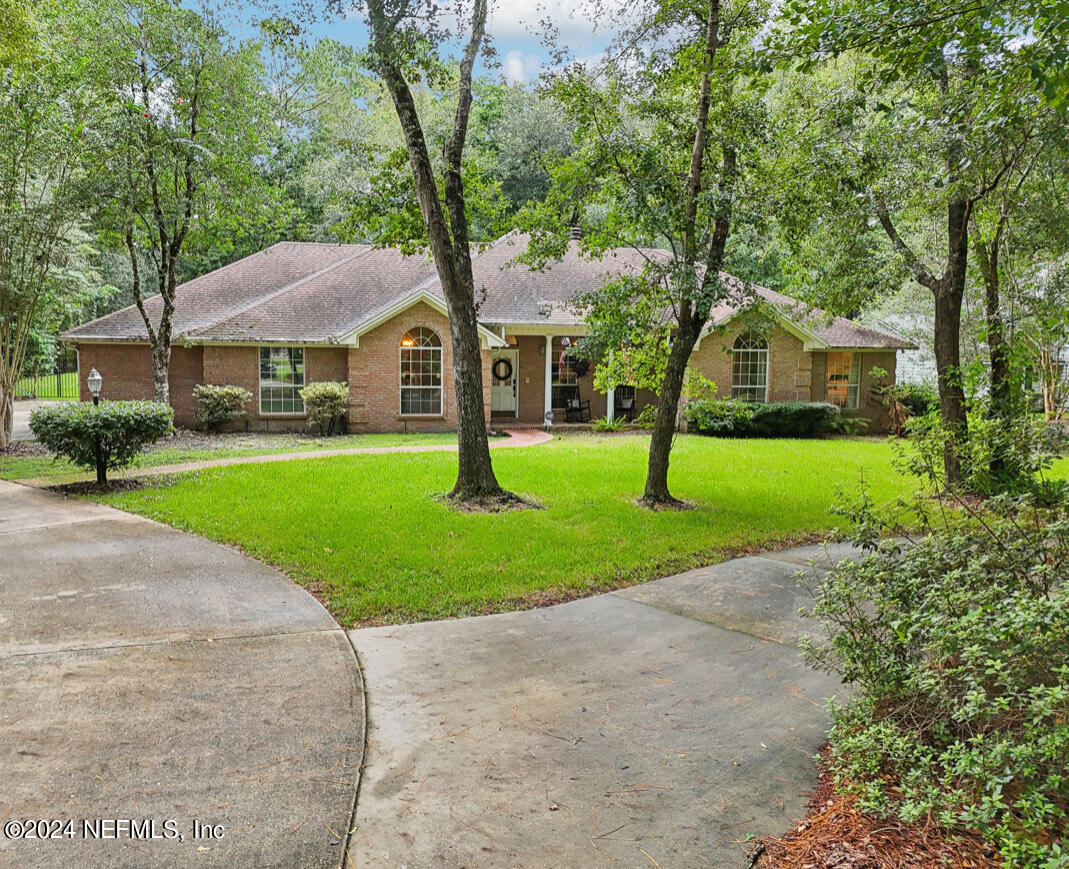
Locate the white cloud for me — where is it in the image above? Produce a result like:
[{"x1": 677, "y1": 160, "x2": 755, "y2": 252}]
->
[
  {"x1": 487, "y1": 0, "x2": 598, "y2": 44},
  {"x1": 502, "y1": 49, "x2": 543, "y2": 83}
]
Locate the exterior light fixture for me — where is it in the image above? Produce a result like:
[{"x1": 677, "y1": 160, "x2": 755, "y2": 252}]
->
[{"x1": 87, "y1": 368, "x2": 103, "y2": 406}]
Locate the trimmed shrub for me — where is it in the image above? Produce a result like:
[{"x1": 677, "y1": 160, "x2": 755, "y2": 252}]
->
[
  {"x1": 684, "y1": 399, "x2": 841, "y2": 437},
  {"x1": 804, "y1": 491, "x2": 1069, "y2": 865},
  {"x1": 299, "y1": 381, "x2": 349, "y2": 435},
  {"x1": 193, "y1": 384, "x2": 252, "y2": 432},
  {"x1": 896, "y1": 382, "x2": 939, "y2": 418},
  {"x1": 30, "y1": 400, "x2": 174, "y2": 484}
]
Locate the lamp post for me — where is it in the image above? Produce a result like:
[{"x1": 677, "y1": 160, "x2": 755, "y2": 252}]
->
[
  {"x1": 87, "y1": 368, "x2": 102, "y2": 406},
  {"x1": 86, "y1": 368, "x2": 105, "y2": 485}
]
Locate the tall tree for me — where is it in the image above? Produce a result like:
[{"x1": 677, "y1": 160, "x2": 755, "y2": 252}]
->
[
  {"x1": 98, "y1": 0, "x2": 265, "y2": 404},
  {"x1": 0, "y1": 1, "x2": 104, "y2": 445},
  {"x1": 774, "y1": 1, "x2": 1052, "y2": 485},
  {"x1": 528, "y1": 0, "x2": 768, "y2": 506},
  {"x1": 357, "y1": 0, "x2": 511, "y2": 502}
]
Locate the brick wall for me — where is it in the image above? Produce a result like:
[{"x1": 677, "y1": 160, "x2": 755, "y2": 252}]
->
[
  {"x1": 688, "y1": 324, "x2": 812, "y2": 402},
  {"x1": 202, "y1": 344, "x2": 350, "y2": 431},
  {"x1": 76, "y1": 343, "x2": 203, "y2": 427},
  {"x1": 346, "y1": 301, "x2": 491, "y2": 433}
]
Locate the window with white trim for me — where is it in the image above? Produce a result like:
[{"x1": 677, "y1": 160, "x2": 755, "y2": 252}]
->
[
  {"x1": 400, "y1": 327, "x2": 443, "y2": 415},
  {"x1": 731, "y1": 333, "x2": 768, "y2": 401},
  {"x1": 826, "y1": 352, "x2": 861, "y2": 409},
  {"x1": 259, "y1": 346, "x2": 305, "y2": 414}
]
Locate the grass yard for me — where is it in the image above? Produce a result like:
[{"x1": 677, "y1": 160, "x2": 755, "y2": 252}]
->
[
  {"x1": 0, "y1": 430, "x2": 457, "y2": 482},
  {"x1": 100, "y1": 434, "x2": 918, "y2": 626}
]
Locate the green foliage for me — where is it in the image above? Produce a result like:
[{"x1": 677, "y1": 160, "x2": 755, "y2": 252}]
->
[
  {"x1": 193, "y1": 384, "x2": 252, "y2": 433},
  {"x1": 903, "y1": 408, "x2": 1065, "y2": 498},
  {"x1": 633, "y1": 403, "x2": 658, "y2": 430},
  {"x1": 804, "y1": 487, "x2": 1069, "y2": 865},
  {"x1": 830, "y1": 414, "x2": 870, "y2": 436},
  {"x1": 299, "y1": 381, "x2": 349, "y2": 435},
  {"x1": 683, "y1": 369, "x2": 718, "y2": 402},
  {"x1": 0, "y1": 0, "x2": 112, "y2": 443},
  {"x1": 895, "y1": 382, "x2": 939, "y2": 418},
  {"x1": 30, "y1": 400, "x2": 173, "y2": 480},
  {"x1": 591, "y1": 415, "x2": 625, "y2": 432},
  {"x1": 685, "y1": 399, "x2": 841, "y2": 438}
]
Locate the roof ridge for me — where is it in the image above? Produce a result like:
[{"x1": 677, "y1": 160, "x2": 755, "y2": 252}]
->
[{"x1": 185, "y1": 245, "x2": 375, "y2": 338}]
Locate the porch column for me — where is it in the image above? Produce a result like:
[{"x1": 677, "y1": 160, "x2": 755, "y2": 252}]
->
[
  {"x1": 543, "y1": 334, "x2": 553, "y2": 425},
  {"x1": 605, "y1": 349, "x2": 615, "y2": 422}
]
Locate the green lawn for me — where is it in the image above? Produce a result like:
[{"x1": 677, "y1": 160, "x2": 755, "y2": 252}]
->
[
  {"x1": 16, "y1": 371, "x2": 78, "y2": 399},
  {"x1": 100, "y1": 434, "x2": 918, "y2": 626},
  {"x1": 0, "y1": 431, "x2": 457, "y2": 482}
]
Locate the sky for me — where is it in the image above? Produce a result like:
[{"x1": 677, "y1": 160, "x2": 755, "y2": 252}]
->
[{"x1": 224, "y1": 0, "x2": 612, "y2": 84}]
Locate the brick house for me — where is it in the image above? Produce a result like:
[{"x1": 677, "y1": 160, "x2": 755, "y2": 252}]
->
[{"x1": 62, "y1": 233, "x2": 912, "y2": 433}]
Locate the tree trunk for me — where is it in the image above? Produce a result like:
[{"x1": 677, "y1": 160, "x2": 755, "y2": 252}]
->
[
  {"x1": 641, "y1": 0, "x2": 730, "y2": 506},
  {"x1": 367, "y1": 0, "x2": 505, "y2": 503},
  {"x1": 933, "y1": 285, "x2": 966, "y2": 486},
  {"x1": 151, "y1": 343, "x2": 170, "y2": 404},
  {"x1": 972, "y1": 224, "x2": 1011, "y2": 416},
  {"x1": 0, "y1": 385, "x2": 13, "y2": 449},
  {"x1": 643, "y1": 326, "x2": 698, "y2": 505},
  {"x1": 447, "y1": 301, "x2": 501, "y2": 499}
]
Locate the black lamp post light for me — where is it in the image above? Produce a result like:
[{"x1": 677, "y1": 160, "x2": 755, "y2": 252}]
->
[
  {"x1": 86, "y1": 368, "x2": 106, "y2": 485},
  {"x1": 87, "y1": 367, "x2": 103, "y2": 406}
]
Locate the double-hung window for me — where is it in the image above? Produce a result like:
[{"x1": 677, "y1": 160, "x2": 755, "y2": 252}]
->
[
  {"x1": 400, "y1": 327, "x2": 443, "y2": 415},
  {"x1": 259, "y1": 346, "x2": 305, "y2": 414},
  {"x1": 826, "y1": 352, "x2": 861, "y2": 409}
]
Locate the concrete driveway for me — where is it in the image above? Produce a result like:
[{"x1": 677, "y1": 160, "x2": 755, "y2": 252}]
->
[
  {"x1": 11, "y1": 400, "x2": 41, "y2": 441},
  {"x1": 0, "y1": 480, "x2": 364, "y2": 868},
  {"x1": 348, "y1": 545, "x2": 848, "y2": 868}
]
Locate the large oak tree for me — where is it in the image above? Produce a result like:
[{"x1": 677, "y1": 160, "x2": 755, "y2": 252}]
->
[
  {"x1": 358, "y1": 0, "x2": 511, "y2": 502},
  {"x1": 528, "y1": 0, "x2": 770, "y2": 506}
]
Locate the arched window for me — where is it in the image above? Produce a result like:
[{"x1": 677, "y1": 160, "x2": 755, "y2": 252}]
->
[
  {"x1": 400, "y1": 327, "x2": 443, "y2": 415},
  {"x1": 731, "y1": 333, "x2": 768, "y2": 402}
]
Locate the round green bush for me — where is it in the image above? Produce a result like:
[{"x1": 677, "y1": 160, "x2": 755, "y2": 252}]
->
[
  {"x1": 193, "y1": 384, "x2": 253, "y2": 432},
  {"x1": 299, "y1": 381, "x2": 349, "y2": 435},
  {"x1": 30, "y1": 400, "x2": 174, "y2": 483}
]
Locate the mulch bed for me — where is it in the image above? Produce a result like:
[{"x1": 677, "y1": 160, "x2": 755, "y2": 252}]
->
[
  {"x1": 752, "y1": 748, "x2": 1000, "y2": 869},
  {"x1": 0, "y1": 441, "x2": 50, "y2": 458}
]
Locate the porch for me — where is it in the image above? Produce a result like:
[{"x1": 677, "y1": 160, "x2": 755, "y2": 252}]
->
[{"x1": 487, "y1": 332, "x2": 655, "y2": 426}]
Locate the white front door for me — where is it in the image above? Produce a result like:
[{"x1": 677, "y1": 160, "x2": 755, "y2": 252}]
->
[{"x1": 490, "y1": 350, "x2": 519, "y2": 415}]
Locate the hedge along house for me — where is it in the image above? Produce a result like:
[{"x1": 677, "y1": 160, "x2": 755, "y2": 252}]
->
[{"x1": 62, "y1": 233, "x2": 913, "y2": 433}]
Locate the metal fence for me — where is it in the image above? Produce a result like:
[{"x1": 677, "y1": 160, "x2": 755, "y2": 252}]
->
[{"x1": 16, "y1": 345, "x2": 79, "y2": 400}]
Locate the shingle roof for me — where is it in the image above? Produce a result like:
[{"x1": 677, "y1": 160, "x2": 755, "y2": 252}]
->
[{"x1": 63, "y1": 235, "x2": 911, "y2": 351}]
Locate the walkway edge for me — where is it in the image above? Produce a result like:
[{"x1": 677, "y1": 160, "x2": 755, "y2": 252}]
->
[{"x1": 19, "y1": 428, "x2": 553, "y2": 488}]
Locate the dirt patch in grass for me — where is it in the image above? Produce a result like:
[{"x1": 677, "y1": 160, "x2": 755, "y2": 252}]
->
[
  {"x1": 0, "y1": 441, "x2": 50, "y2": 458},
  {"x1": 48, "y1": 474, "x2": 182, "y2": 496},
  {"x1": 752, "y1": 747, "x2": 1000, "y2": 869},
  {"x1": 440, "y1": 490, "x2": 542, "y2": 513}
]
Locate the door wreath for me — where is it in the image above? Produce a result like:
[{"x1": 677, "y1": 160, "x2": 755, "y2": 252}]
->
[{"x1": 492, "y1": 358, "x2": 513, "y2": 381}]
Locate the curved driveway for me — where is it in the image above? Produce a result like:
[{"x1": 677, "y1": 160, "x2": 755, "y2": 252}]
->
[
  {"x1": 1, "y1": 468, "x2": 851, "y2": 868},
  {"x1": 0, "y1": 480, "x2": 364, "y2": 867},
  {"x1": 348, "y1": 545, "x2": 849, "y2": 868}
]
